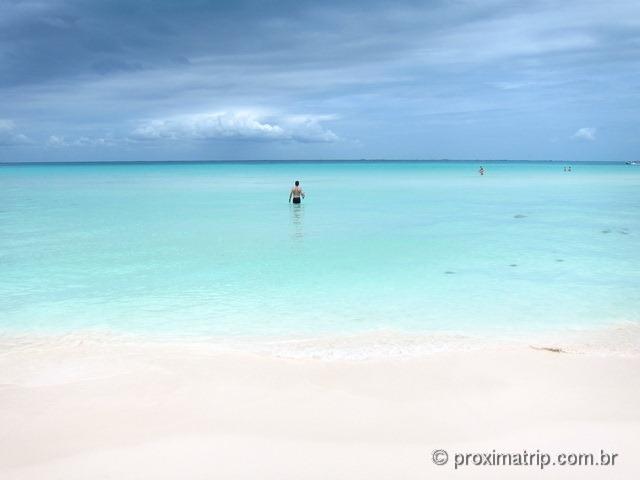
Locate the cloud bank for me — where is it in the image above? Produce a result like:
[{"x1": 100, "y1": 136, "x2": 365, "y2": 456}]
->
[
  {"x1": 47, "y1": 135, "x2": 116, "y2": 147},
  {"x1": 131, "y1": 112, "x2": 338, "y2": 144}
]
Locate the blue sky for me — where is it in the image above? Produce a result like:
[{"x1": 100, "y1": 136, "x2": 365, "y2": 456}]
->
[{"x1": 1, "y1": 0, "x2": 638, "y2": 162}]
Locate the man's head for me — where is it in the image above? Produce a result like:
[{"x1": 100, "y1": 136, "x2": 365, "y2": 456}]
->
[{"x1": 295, "y1": 180, "x2": 299, "y2": 186}]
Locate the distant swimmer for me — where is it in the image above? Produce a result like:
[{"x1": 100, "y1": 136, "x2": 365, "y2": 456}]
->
[
  {"x1": 479, "y1": 166, "x2": 485, "y2": 176},
  {"x1": 289, "y1": 180, "x2": 305, "y2": 204}
]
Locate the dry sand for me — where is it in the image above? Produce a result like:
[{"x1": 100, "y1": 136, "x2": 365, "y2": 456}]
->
[{"x1": 1, "y1": 336, "x2": 639, "y2": 479}]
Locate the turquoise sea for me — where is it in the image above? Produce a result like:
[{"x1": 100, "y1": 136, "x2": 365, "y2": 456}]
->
[{"x1": 1, "y1": 161, "x2": 639, "y2": 343}]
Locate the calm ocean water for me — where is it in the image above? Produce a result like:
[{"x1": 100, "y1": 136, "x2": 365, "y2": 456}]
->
[{"x1": 1, "y1": 162, "x2": 639, "y2": 340}]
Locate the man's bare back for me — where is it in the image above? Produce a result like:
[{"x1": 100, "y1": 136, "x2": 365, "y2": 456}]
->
[{"x1": 289, "y1": 180, "x2": 305, "y2": 204}]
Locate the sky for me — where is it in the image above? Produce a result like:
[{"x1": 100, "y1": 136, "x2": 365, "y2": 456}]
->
[{"x1": 0, "y1": 0, "x2": 639, "y2": 162}]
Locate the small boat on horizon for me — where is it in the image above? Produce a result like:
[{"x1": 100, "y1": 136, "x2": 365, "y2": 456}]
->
[{"x1": 625, "y1": 161, "x2": 640, "y2": 165}]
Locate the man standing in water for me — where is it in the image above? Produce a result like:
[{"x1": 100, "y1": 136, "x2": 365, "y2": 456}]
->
[{"x1": 289, "y1": 180, "x2": 305, "y2": 204}]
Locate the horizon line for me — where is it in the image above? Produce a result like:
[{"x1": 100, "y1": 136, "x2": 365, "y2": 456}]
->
[{"x1": 0, "y1": 159, "x2": 628, "y2": 166}]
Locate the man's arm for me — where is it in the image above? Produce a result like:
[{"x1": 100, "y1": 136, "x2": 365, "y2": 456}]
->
[
  {"x1": 289, "y1": 190, "x2": 293, "y2": 202},
  {"x1": 301, "y1": 189, "x2": 305, "y2": 199}
]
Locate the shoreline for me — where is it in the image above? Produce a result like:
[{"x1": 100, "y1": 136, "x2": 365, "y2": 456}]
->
[
  {"x1": 1, "y1": 322, "x2": 639, "y2": 360},
  {"x1": 1, "y1": 334, "x2": 639, "y2": 479}
]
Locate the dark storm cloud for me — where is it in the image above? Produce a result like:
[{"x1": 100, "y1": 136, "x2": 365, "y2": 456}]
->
[{"x1": 0, "y1": 0, "x2": 416, "y2": 86}]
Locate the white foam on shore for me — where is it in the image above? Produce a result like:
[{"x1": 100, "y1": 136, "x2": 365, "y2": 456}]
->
[{"x1": 1, "y1": 322, "x2": 639, "y2": 361}]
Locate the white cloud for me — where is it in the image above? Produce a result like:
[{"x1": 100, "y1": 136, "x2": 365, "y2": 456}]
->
[
  {"x1": 0, "y1": 120, "x2": 30, "y2": 146},
  {"x1": 47, "y1": 135, "x2": 117, "y2": 147},
  {"x1": 130, "y1": 111, "x2": 339, "y2": 143},
  {"x1": 572, "y1": 127, "x2": 597, "y2": 141}
]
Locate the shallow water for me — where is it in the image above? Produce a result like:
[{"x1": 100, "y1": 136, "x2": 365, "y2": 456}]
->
[{"x1": 1, "y1": 161, "x2": 638, "y2": 338}]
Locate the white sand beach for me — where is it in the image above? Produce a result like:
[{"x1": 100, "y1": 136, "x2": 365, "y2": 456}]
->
[{"x1": 1, "y1": 336, "x2": 639, "y2": 479}]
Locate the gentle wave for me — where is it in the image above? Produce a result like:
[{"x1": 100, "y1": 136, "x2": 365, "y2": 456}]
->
[{"x1": 2, "y1": 323, "x2": 639, "y2": 360}]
